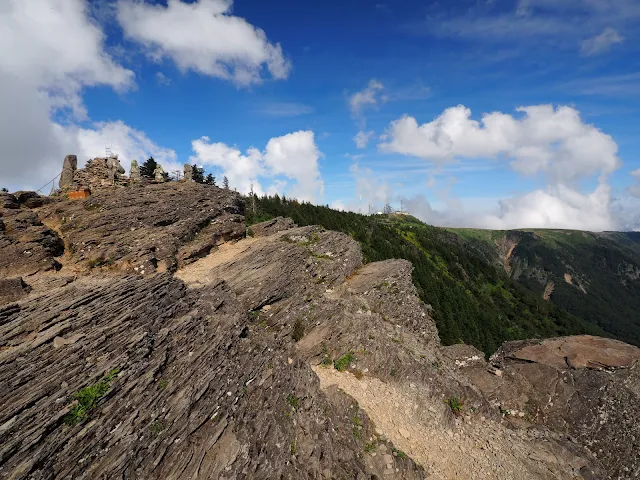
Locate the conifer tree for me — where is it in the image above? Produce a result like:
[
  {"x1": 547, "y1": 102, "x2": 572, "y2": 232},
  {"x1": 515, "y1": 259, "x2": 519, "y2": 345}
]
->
[
  {"x1": 223, "y1": 176, "x2": 229, "y2": 189},
  {"x1": 205, "y1": 174, "x2": 216, "y2": 186},
  {"x1": 192, "y1": 164, "x2": 205, "y2": 183},
  {"x1": 140, "y1": 157, "x2": 157, "y2": 179}
]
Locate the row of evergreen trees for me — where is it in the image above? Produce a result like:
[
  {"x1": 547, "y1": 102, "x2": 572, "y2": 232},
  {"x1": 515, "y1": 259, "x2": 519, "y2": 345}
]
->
[{"x1": 139, "y1": 157, "x2": 228, "y2": 187}]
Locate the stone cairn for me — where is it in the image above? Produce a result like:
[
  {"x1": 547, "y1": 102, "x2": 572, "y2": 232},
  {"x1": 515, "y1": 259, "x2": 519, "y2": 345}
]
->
[
  {"x1": 59, "y1": 155, "x2": 77, "y2": 189},
  {"x1": 130, "y1": 160, "x2": 141, "y2": 183},
  {"x1": 154, "y1": 164, "x2": 165, "y2": 183},
  {"x1": 183, "y1": 164, "x2": 193, "y2": 182},
  {"x1": 72, "y1": 156, "x2": 126, "y2": 190}
]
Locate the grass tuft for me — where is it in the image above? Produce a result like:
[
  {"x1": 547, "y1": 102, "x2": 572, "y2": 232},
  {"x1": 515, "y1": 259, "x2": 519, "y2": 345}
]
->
[
  {"x1": 334, "y1": 352, "x2": 354, "y2": 372},
  {"x1": 64, "y1": 368, "x2": 120, "y2": 426}
]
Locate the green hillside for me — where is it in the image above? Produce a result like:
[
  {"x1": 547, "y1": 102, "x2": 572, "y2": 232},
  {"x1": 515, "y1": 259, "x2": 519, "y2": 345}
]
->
[
  {"x1": 448, "y1": 228, "x2": 640, "y2": 346},
  {"x1": 246, "y1": 196, "x2": 612, "y2": 356}
]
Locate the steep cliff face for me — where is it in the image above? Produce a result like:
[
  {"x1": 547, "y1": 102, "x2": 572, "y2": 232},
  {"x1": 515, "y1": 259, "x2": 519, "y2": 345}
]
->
[{"x1": 1, "y1": 184, "x2": 639, "y2": 479}]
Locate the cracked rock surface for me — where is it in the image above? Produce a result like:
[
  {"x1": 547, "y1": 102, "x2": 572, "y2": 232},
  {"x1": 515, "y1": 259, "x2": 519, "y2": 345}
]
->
[{"x1": 1, "y1": 184, "x2": 639, "y2": 479}]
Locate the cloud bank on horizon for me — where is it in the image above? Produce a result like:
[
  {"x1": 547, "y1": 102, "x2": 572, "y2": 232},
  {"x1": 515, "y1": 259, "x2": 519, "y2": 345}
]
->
[{"x1": 1, "y1": 0, "x2": 639, "y2": 231}]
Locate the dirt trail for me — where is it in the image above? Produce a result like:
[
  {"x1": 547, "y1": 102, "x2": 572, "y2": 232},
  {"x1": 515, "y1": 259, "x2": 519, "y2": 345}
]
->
[
  {"x1": 175, "y1": 237, "x2": 259, "y2": 287},
  {"x1": 312, "y1": 366, "x2": 584, "y2": 480}
]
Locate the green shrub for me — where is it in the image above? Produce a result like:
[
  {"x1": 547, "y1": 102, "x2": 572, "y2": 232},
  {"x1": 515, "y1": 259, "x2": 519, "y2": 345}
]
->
[
  {"x1": 64, "y1": 368, "x2": 120, "y2": 426},
  {"x1": 334, "y1": 352, "x2": 354, "y2": 372}
]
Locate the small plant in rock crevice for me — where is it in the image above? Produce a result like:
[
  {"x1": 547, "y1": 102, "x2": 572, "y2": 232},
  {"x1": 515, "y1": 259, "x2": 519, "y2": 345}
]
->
[
  {"x1": 334, "y1": 352, "x2": 354, "y2": 372},
  {"x1": 150, "y1": 419, "x2": 165, "y2": 437},
  {"x1": 393, "y1": 448, "x2": 407, "y2": 459},
  {"x1": 363, "y1": 442, "x2": 377, "y2": 453},
  {"x1": 445, "y1": 396, "x2": 464, "y2": 416},
  {"x1": 320, "y1": 345, "x2": 333, "y2": 366},
  {"x1": 64, "y1": 368, "x2": 120, "y2": 426},
  {"x1": 286, "y1": 394, "x2": 300, "y2": 410}
]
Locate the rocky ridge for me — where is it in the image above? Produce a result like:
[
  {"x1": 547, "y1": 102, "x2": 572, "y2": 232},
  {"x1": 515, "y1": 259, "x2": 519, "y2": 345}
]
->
[{"x1": 1, "y1": 181, "x2": 639, "y2": 479}]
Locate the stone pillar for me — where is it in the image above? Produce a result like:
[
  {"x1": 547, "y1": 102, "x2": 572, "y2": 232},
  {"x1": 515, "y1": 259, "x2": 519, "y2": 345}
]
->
[
  {"x1": 130, "y1": 160, "x2": 141, "y2": 183},
  {"x1": 154, "y1": 164, "x2": 165, "y2": 183},
  {"x1": 60, "y1": 155, "x2": 77, "y2": 188},
  {"x1": 183, "y1": 163, "x2": 193, "y2": 182},
  {"x1": 106, "y1": 157, "x2": 124, "y2": 184}
]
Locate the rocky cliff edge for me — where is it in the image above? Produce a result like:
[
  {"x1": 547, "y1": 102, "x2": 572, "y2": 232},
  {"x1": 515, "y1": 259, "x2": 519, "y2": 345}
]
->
[{"x1": 1, "y1": 183, "x2": 639, "y2": 480}]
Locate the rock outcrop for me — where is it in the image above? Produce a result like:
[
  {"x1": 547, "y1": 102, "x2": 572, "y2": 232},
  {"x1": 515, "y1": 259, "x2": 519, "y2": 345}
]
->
[
  {"x1": 73, "y1": 157, "x2": 127, "y2": 189},
  {"x1": 183, "y1": 163, "x2": 193, "y2": 182},
  {"x1": 1, "y1": 184, "x2": 638, "y2": 479},
  {"x1": 248, "y1": 216, "x2": 297, "y2": 237},
  {"x1": 458, "y1": 336, "x2": 640, "y2": 480},
  {"x1": 0, "y1": 277, "x2": 31, "y2": 305},
  {"x1": 0, "y1": 228, "x2": 425, "y2": 480},
  {"x1": 154, "y1": 164, "x2": 165, "y2": 182},
  {"x1": 59, "y1": 155, "x2": 77, "y2": 189},
  {"x1": 0, "y1": 205, "x2": 64, "y2": 278},
  {"x1": 129, "y1": 159, "x2": 141, "y2": 183}
]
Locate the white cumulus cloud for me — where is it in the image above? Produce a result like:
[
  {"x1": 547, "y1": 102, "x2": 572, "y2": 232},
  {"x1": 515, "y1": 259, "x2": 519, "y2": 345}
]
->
[
  {"x1": 116, "y1": 0, "x2": 291, "y2": 86},
  {"x1": 0, "y1": 0, "x2": 138, "y2": 191},
  {"x1": 479, "y1": 183, "x2": 615, "y2": 231},
  {"x1": 0, "y1": 0, "x2": 134, "y2": 119},
  {"x1": 191, "y1": 131, "x2": 324, "y2": 202},
  {"x1": 380, "y1": 104, "x2": 620, "y2": 184}
]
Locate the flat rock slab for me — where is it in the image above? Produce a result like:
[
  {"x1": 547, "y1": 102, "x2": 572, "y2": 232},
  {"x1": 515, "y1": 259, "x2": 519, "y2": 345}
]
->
[{"x1": 509, "y1": 335, "x2": 640, "y2": 370}]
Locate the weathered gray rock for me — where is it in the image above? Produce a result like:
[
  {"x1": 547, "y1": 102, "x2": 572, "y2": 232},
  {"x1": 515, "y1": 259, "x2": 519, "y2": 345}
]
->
[
  {"x1": 183, "y1": 163, "x2": 193, "y2": 182},
  {"x1": 457, "y1": 336, "x2": 640, "y2": 480},
  {"x1": 0, "y1": 193, "x2": 19, "y2": 209},
  {"x1": 0, "y1": 277, "x2": 31, "y2": 305},
  {"x1": 0, "y1": 253, "x2": 425, "y2": 479},
  {"x1": 59, "y1": 155, "x2": 77, "y2": 188},
  {"x1": 0, "y1": 208, "x2": 64, "y2": 278},
  {"x1": 1, "y1": 187, "x2": 637, "y2": 479},
  {"x1": 129, "y1": 159, "x2": 141, "y2": 183},
  {"x1": 106, "y1": 156, "x2": 124, "y2": 185},
  {"x1": 248, "y1": 216, "x2": 297, "y2": 237},
  {"x1": 13, "y1": 191, "x2": 51, "y2": 209},
  {"x1": 35, "y1": 182, "x2": 245, "y2": 275},
  {"x1": 74, "y1": 158, "x2": 127, "y2": 189},
  {"x1": 154, "y1": 164, "x2": 165, "y2": 182}
]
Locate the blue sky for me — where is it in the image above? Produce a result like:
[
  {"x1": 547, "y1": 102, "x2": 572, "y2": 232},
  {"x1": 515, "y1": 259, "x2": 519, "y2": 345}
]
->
[{"x1": 2, "y1": 0, "x2": 640, "y2": 230}]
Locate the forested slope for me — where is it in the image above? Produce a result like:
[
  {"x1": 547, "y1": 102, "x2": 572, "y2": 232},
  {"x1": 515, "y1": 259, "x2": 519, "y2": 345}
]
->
[
  {"x1": 450, "y1": 228, "x2": 640, "y2": 346},
  {"x1": 245, "y1": 196, "x2": 608, "y2": 356}
]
